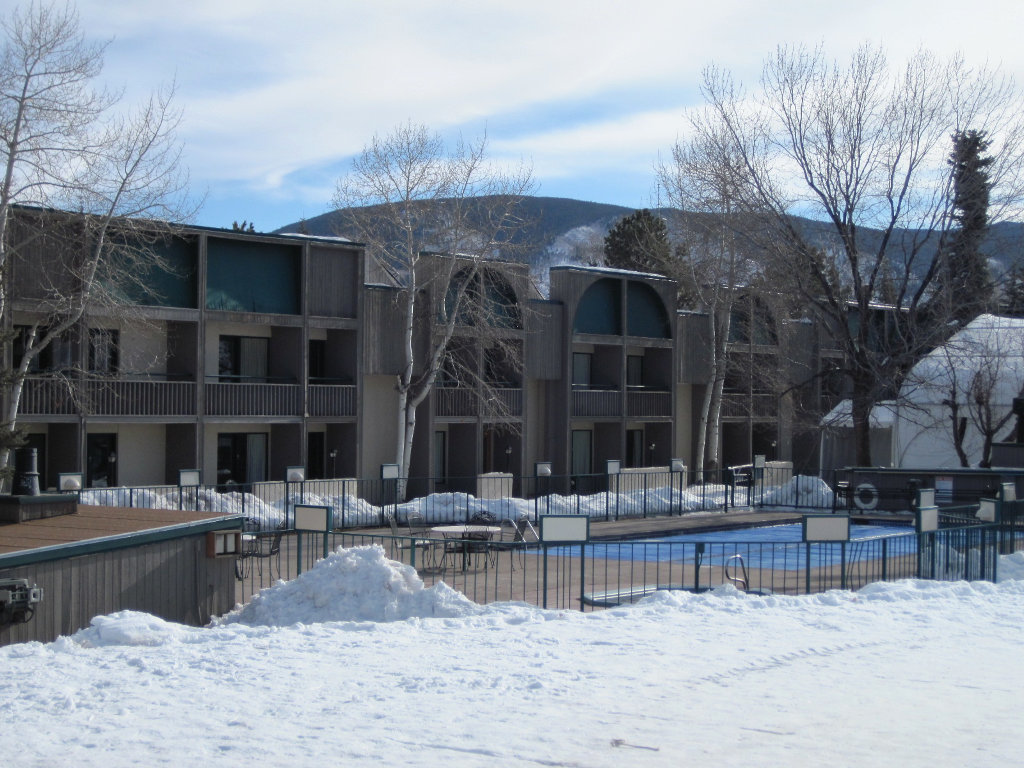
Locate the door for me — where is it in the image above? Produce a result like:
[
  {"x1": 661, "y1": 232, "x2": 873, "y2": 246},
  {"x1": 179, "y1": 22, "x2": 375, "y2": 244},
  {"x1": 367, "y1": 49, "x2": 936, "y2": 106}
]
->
[{"x1": 87, "y1": 433, "x2": 117, "y2": 488}]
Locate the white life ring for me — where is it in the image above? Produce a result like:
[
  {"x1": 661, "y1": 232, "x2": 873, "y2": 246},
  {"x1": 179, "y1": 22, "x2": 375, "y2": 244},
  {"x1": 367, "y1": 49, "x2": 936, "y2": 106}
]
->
[{"x1": 853, "y1": 482, "x2": 879, "y2": 511}]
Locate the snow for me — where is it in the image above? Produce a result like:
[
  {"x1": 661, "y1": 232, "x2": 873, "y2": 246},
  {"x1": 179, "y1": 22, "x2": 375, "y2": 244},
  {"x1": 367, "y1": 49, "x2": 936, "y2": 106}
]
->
[
  {"x1": 3, "y1": 544, "x2": 1024, "y2": 766},
  {"x1": 78, "y1": 482, "x2": 735, "y2": 530}
]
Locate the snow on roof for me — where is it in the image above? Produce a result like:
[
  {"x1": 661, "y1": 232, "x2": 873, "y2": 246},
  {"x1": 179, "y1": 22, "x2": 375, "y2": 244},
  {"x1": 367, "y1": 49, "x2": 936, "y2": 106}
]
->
[
  {"x1": 549, "y1": 264, "x2": 671, "y2": 280},
  {"x1": 820, "y1": 399, "x2": 898, "y2": 428},
  {"x1": 904, "y1": 314, "x2": 1024, "y2": 406}
]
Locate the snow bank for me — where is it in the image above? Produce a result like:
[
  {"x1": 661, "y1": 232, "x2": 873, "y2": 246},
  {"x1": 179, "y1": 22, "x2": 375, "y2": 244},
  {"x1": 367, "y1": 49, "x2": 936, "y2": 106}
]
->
[
  {"x1": 759, "y1": 474, "x2": 834, "y2": 508},
  {"x1": 217, "y1": 545, "x2": 480, "y2": 626},
  {"x1": 999, "y1": 551, "x2": 1024, "y2": 582}
]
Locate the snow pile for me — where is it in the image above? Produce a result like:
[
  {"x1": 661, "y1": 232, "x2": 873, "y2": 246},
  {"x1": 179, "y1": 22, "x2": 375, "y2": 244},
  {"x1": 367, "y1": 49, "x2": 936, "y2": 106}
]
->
[
  {"x1": 999, "y1": 550, "x2": 1024, "y2": 581},
  {"x1": 68, "y1": 611, "x2": 207, "y2": 648},
  {"x1": 218, "y1": 545, "x2": 479, "y2": 626},
  {"x1": 759, "y1": 475, "x2": 834, "y2": 508}
]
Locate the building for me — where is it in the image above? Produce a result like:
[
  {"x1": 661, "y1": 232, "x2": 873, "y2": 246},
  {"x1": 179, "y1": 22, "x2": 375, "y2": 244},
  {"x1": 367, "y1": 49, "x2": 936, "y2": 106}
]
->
[{"x1": 7, "y1": 209, "x2": 707, "y2": 490}]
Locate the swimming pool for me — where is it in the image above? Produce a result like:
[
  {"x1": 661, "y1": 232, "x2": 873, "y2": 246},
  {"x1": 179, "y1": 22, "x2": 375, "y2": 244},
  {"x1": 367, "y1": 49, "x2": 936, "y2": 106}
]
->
[{"x1": 557, "y1": 522, "x2": 918, "y2": 570}]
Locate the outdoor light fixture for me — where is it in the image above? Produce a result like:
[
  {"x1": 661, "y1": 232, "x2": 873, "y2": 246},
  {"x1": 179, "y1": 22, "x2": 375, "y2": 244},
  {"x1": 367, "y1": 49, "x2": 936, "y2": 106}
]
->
[
  {"x1": 178, "y1": 469, "x2": 201, "y2": 487},
  {"x1": 108, "y1": 451, "x2": 117, "y2": 465},
  {"x1": 58, "y1": 472, "x2": 83, "y2": 491}
]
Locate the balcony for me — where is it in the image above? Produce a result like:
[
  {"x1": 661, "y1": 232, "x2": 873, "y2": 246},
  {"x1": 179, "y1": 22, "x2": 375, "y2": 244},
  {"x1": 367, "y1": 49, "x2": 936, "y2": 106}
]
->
[
  {"x1": 205, "y1": 381, "x2": 301, "y2": 417},
  {"x1": 572, "y1": 387, "x2": 621, "y2": 419},
  {"x1": 308, "y1": 384, "x2": 356, "y2": 417},
  {"x1": 626, "y1": 389, "x2": 672, "y2": 418},
  {"x1": 19, "y1": 376, "x2": 197, "y2": 417},
  {"x1": 721, "y1": 392, "x2": 778, "y2": 419},
  {"x1": 435, "y1": 387, "x2": 522, "y2": 419}
]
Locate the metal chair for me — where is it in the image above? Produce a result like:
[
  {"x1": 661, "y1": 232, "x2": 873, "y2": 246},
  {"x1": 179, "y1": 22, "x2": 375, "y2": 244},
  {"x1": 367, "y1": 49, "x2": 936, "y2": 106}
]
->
[{"x1": 386, "y1": 512, "x2": 435, "y2": 568}]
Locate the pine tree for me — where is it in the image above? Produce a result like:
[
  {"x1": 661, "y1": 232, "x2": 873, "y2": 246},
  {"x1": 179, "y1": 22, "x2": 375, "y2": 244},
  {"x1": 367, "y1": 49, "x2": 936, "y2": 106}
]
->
[
  {"x1": 999, "y1": 262, "x2": 1024, "y2": 317},
  {"x1": 603, "y1": 209, "x2": 671, "y2": 273},
  {"x1": 940, "y1": 130, "x2": 995, "y2": 325}
]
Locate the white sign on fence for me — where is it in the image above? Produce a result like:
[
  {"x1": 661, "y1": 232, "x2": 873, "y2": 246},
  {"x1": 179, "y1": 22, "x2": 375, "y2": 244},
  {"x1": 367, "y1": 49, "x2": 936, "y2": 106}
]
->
[
  {"x1": 803, "y1": 515, "x2": 850, "y2": 542},
  {"x1": 540, "y1": 515, "x2": 589, "y2": 544},
  {"x1": 294, "y1": 504, "x2": 332, "y2": 532}
]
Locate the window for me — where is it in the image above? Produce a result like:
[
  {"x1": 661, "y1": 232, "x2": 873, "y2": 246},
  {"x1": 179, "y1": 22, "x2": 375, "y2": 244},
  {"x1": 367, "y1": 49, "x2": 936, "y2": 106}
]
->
[
  {"x1": 216, "y1": 433, "x2": 267, "y2": 485},
  {"x1": 15, "y1": 325, "x2": 75, "y2": 372},
  {"x1": 572, "y1": 353, "x2": 592, "y2": 387},
  {"x1": 89, "y1": 329, "x2": 120, "y2": 374},
  {"x1": 571, "y1": 430, "x2": 592, "y2": 476},
  {"x1": 219, "y1": 336, "x2": 268, "y2": 382},
  {"x1": 626, "y1": 355, "x2": 644, "y2": 387},
  {"x1": 308, "y1": 339, "x2": 326, "y2": 380}
]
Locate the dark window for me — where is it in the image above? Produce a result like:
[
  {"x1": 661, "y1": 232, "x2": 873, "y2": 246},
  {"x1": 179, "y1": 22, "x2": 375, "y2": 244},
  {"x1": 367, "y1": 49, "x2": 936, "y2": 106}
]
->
[
  {"x1": 626, "y1": 282, "x2": 671, "y2": 338},
  {"x1": 626, "y1": 429, "x2": 644, "y2": 468},
  {"x1": 86, "y1": 433, "x2": 117, "y2": 488},
  {"x1": 574, "y1": 278, "x2": 621, "y2": 335},
  {"x1": 89, "y1": 329, "x2": 120, "y2": 374},
  {"x1": 216, "y1": 432, "x2": 267, "y2": 485},
  {"x1": 309, "y1": 339, "x2": 326, "y2": 380},
  {"x1": 218, "y1": 336, "x2": 268, "y2": 382},
  {"x1": 571, "y1": 429, "x2": 592, "y2": 476},
  {"x1": 572, "y1": 353, "x2": 592, "y2": 387},
  {"x1": 626, "y1": 355, "x2": 644, "y2": 387}
]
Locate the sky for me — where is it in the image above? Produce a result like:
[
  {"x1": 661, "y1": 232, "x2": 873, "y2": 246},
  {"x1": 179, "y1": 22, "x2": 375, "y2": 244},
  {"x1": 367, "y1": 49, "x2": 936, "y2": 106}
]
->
[
  {"x1": 67, "y1": 0, "x2": 1024, "y2": 232},
  {"x1": 4, "y1": 544, "x2": 1024, "y2": 766}
]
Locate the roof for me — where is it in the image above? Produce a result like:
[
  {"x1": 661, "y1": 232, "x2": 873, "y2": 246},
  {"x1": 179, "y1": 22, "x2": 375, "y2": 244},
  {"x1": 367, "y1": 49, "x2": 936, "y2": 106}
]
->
[{"x1": 0, "y1": 504, "x2": 243, "y2": 559}]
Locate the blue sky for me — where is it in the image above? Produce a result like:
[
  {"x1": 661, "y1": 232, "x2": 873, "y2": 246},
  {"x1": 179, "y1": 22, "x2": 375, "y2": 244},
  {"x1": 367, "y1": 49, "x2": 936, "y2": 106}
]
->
[{"x1": 73, "y1": 0, "x2": 1024, "y2": 232}]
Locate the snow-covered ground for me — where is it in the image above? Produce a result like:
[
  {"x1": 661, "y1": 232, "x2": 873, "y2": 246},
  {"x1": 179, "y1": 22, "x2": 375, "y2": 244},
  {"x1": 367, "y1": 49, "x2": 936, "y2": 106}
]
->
[{"x1": 3, "y1": 545, "x2": 1024, "y2": 767}]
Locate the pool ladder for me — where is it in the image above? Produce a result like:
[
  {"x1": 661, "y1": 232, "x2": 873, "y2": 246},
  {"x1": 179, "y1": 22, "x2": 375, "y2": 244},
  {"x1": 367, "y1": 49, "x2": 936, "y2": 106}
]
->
[{"x1": 725, "y1": 554, "x2": 749, "y2": 591}]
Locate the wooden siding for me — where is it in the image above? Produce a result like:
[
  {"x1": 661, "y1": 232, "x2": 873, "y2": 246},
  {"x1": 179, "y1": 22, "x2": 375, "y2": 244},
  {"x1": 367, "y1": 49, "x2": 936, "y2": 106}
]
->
[
  {"x1": 0, "y1": 534, "x2": 237, "y2": 646},
  {"x1": 525, "y1": 300, "x2": 562, "y2": 380},
  {"x1": 678, "y1": 312, "x2": 712, "y2": 384},
  {"x1": 361, "y1": 287, "x2": 405, "y2": 374},
  {"x1": 308, "y1": 246, "x2": 359, "y2": 318}
]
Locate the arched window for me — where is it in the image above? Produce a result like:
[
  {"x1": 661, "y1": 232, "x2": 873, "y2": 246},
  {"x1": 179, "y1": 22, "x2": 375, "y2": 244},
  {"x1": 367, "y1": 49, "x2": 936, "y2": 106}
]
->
[
  {"x1": 573, "y1": 278, "x2": 621, "y2": 334},
  {"x1": 444, "y1": 268, "x2": 522, "y2": 328},
  {"x1": 626, "y1": 281, "x2": 671, "y2": 338}
]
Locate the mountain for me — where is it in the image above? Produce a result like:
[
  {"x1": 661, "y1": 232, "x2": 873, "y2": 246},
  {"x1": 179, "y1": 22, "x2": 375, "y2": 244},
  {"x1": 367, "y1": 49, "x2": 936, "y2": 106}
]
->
[{"x1": 275, "y1": 196, "x2": 1024, "y2": 282}]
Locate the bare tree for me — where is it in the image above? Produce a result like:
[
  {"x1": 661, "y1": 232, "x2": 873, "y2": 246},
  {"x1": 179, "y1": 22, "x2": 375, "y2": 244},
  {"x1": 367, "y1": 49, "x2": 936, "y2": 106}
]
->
[
  {"x1": 657, "y1": 125, "x2": 760, "y2": 473},
  {"x1": 0, "y1": 1, "x2": 191, "y2": 473},
  {"x1": 692, "y1": 43, "x2": 1024, "y2": 465},
  {"x1": 332, "y1": 122, "x2": 534, "y2": 484}
]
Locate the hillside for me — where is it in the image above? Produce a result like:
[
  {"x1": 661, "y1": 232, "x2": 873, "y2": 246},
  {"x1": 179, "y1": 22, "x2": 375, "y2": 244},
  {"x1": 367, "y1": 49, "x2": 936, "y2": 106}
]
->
[{"x1": 275, "y1": 196, "x2": 1024, "y2": 279}]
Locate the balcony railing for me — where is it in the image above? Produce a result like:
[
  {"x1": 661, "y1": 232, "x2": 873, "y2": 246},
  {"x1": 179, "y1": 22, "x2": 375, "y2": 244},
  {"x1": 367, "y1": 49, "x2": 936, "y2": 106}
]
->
[
  {"x1": 19, "y1": 376, "x2": 197, "y2": 417},
  {"x1": 19, "y1": 377, "x2": 77, "y2": 416},
  {"x1": 308, "y1": 384, "x2": 357, "y2": 417},
  {"x1": 721, "y1": 392, "x2": 778, "y2": 419},
  {"x1": 435, "y1": 387, "x2": 522, "y2": 418},
  {"x1": 205, "y1": 382, "x2": 301, "y2": 416},
  {"x1": 626, "y1": 389, "x2": 672, "y2": 418},
  {"x1": 572, "y1": 388, "x2": 621, "y2": 419}
]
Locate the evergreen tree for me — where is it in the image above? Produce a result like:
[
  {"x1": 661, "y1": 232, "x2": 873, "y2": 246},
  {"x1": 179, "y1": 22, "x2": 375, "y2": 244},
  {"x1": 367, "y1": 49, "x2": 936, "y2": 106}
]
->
[
  {"x1": 999, "y1": 262, "x2": 1024, "y2": 317},
  {"x1": 939, "y1": 130, "x2": 994, "y2": 325},
  {"x1": 603, "y1": 209, "x2": 671, "y2": 273}
]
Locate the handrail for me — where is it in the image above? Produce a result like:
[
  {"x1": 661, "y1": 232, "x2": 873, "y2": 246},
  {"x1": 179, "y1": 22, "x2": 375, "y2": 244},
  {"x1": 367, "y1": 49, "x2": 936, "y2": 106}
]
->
[{"x1": 724, "y1": 554, "x2": 748, "y2": 591}]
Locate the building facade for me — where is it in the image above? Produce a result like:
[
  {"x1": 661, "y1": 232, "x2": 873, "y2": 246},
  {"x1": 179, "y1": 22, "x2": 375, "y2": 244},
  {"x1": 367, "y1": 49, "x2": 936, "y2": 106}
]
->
[{"x1": 8, "y1": 212, "x2": 713, "y2": 490}]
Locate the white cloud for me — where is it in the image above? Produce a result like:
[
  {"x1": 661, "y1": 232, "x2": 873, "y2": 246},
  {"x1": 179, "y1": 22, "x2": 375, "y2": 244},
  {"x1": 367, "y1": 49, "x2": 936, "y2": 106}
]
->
[{"x1": 61, "y1": 0, "x2": 1024, "y2": 225}]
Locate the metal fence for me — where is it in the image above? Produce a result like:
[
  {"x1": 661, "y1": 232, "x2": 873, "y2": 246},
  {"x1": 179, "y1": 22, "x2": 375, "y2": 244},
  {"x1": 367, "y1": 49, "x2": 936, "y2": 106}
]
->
[
  {"x1": 233, "y1": 515, "x2": 1008, "y2": 610},
  {"x1": 75, "y1": 468, "x2": 747, "y2": 530}
]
